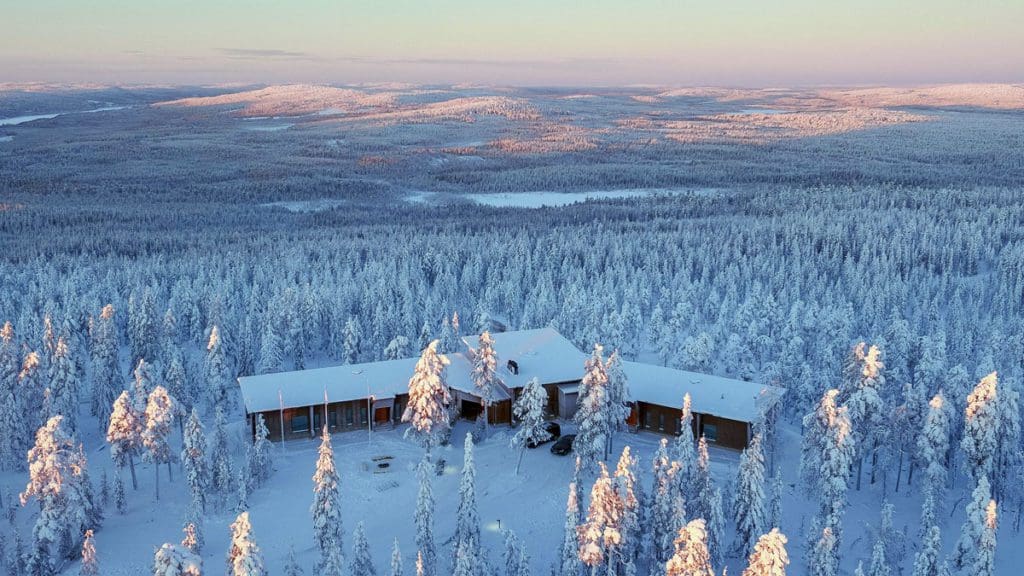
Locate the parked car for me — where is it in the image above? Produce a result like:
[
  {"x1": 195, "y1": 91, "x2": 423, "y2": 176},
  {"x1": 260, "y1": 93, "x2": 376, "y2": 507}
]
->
[
  {"x1": 550, "y1": 434, "x2": 576, "y2": 455},
  {"x1": 526, "y1": 421, "x2": 561, "y2": 448}
]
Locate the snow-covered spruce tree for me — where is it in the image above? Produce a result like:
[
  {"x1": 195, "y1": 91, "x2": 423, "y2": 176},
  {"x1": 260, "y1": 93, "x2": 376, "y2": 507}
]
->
[
  {"x1": 402, "y1": 340, "x2": 452, "y2": 458},
  {"x1": 768, "y1": 469, "x2": 783, "y2": 530},
  {"x1": 415, "y1": 456, "x2": 437, "y2": 576},
  {"x1": 0, "y1": 322, "x2": 22, "y2": 470},
  {"x1": 741, "y1": 528, "x2": 788, "y2": 576},
  {"x1": 578, "y1": 462, "x2": 623, "y2": 576},
  {"x1": 453, "y1": 433, "x2": 482, "y2": 570},
  {"x1": 664, "y1": 519, "x2": 714, "y2": 576},
  {"x1": 911, "y1": 524, "x2": 941, "y2": 576},
  {"x1": 951, "y1": 475, "x2": 991, "y2": 569},
  {"x1": 312, "y1": 426, "x2": 344, "y2": 576},
  {"x1": 163, "y1": 351, "x2": 190, "y2": 423},
  {"x1": 799, "y1": 389, "x2": 839, "y2": 497},
  {"x1": 471, "y1": 331, "x2": 501, "y2": 428},
  {"x1": 510, "y1": 377, "x2": 551, "y2": 474},
  {"x1": 351, "y1": 521, "x2": 376, "y2": 576},
  {"x1": 454, "y1": 540, "x2": 481, "y2": 576},
  {"x1": 48, "y1": 337, "x2": 78, "y2": 435},
  {"x1": 385, "y1": 335, "x2": 412, "y2": 361},
  {"x1": 226, "y1": 511, "x2": 266, "y2": 576},
  {"x1": 706, "y1": 487, "x2": 726, "y2": 569},
  {"x1": 651, "y1": 439, "x2": 681, "y2": 563},
  {"x1": 673, "y1": 394, "x2": 696, "y2": 503},
  {"x1": 390, "y1": 539, "x2": 403, "y2": 576},
  {"x1": 235, "y1": 465, "x2": 248, "y2": 512},
  {"x1": 142, "y1": 385, "x2": 177, "y2": 500},
  {"x1": 181, "y1": 409, "x2": 209, "y2": 512},
  {"x1": 503, "y1": 529, "x2": 530, "y2": 576},
  {"x1": 210, "y1": 407, "x2": 232, "y2": 499},
  {"x1": 558, "y1": 478, "x2": 583, "y2": 576},
  {"x1": 21, "y1": 415, "x2": 95, "y2": 569},
  {"x1": 992, "y1": 381, "x2": 1021, "y2": 500},
  {"x1": 153, "y1": 543, "x2": 202, "y2": 576},
  {"x1": 613, "y1": 446, "x2": 641, "y2": 572},
  {"x1": 343, "y1": 316, "x2": 363, "y2": 365},
  {"x1": 961, "y1": 372, "x2": 999, "y2": 483},
  {"x1": 80, "y1": 529, "x2": 97, "y2": 576},
  {"x1": 114, "y1": 471, "x2": 126, "y2": 514},
  {"x1": 182, "y1": 517, "x2": 202, "y2": 555},
  {"x1": 866, "y1": 537, "x2": 890, "y2": 576},
  {"x1": 916, "y1": 392, "x2": 950, "y2": 530},
  {"x1": 131, "y1": 358, "x2": 155, "y2": 414},
  {"x1": 575, "y1": 344, "x2": 610, "y2": 468},
  {"x1": 692, "y1": 436, "x2": 713, "y2": 522},
  {"x1": 107, "y1": 390, "x2": 143, "y2": 490},
  {"x1": 807, "y1": 526, "x2": 837, "y2": 576},
  {"x1": 20, "y1": 352, "x2": 46, "y2": 445},
  {"x1": 839, "y1": 343, "x2": 886, "y2": 490},
  {"x1": 605, "y1": 350, "x2": 631, "y2": 456},
  {"x1": 816, "y1": 399, "x2": 855, "y2": 545},
  {"x1": 204, "y1": 326, "x2": 233, "y2": 411},
  {"x1": 128, "y1": 287, "x2": 157, "y2": 368},
  {"x1": 90, "y1": 305, "x2": 120, "y2": 433},
  {"x1": 285, "y1": 545, "x2": 305, "y2": 576},
  {"x1": 973, "y1": 499, "x2": 997, "y2": 576},
  {"x1": 257, "y1": 313, "x2": 283, "y2": 375},
  {"x1": 734, "y1": 433, "x2": 767, "y2": 557},
  {"x1": 248, "y1": 413, "x2": 273, "y2": 488}
]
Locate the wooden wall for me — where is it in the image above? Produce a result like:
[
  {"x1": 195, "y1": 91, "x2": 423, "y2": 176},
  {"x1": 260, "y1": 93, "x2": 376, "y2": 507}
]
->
[{"x1": 636, "y1": 402, "x2": 752, "y2": 450}]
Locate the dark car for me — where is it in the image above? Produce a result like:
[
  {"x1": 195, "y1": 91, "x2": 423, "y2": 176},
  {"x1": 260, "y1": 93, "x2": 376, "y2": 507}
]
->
[
  {"x1": 550, "y1": 434, "x2": 576, "y2": 455},
  {"x1": 526, "y1": 421, "x2": 561, "y2": 449}
]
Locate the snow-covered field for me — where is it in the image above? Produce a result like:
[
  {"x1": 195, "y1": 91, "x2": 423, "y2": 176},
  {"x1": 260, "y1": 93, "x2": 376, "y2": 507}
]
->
[{"x1": 464, "y1": 189, "x2": 717, "y2": 208}]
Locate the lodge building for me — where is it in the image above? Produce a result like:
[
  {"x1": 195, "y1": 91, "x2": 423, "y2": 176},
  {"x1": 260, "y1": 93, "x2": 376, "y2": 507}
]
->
[{"x1": 237, "y1": 327, "x2": 783, "y2": 450}]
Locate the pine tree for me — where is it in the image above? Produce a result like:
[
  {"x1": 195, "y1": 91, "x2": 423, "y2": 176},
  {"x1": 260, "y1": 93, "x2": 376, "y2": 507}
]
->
[
  {"x1": 142, "y1": 385, "x2": 177, "y2": 500},
  {"x1": 312, "y1": 426, "x2": 343, "y2": 576},
  {"x1": 258, "y1": 313, "x2": 283, "y2": 375},
  {"x1": 391, "y1": 539, "x2": 403, "y2": 576},
  {"x1": 651, "y1": 439, "x2": 681, "y2": 563},
  {"x1": 734, "y1": 434, "x2": 767, "y2": 557},
  {"x1": 385, "y1": 336, "x2": 412, "y2": 361},
  {"x1": 415, "y1": 457, "x2": 437, "y2": 576},
  {"x1": 706, "y1": 488, "x2": 725, "y2": 569},
  {"x1": 613, "y1": 446, "x2": 641, "y2": 573},
  {"x1": 917, "y1": 391, "x2": 950, "y2": 525},
  {"x1": 578, "y1": 462, "x2": 623, "y2": 575},
  {"x1": 48, "y1": 337, "x2": 78, "y2": 434},
  {"x1": 90, "y1": 305, "x2": 120, "y2": 433},
  {"x1": 181, "y1": 409, "x2": 209, "y2": 512},
  {"x1": 974, "y1": 499, "x2": 997, "y2": 576},
  {"x1": 510, "y1": 377, "x2": 551, "y2": 474},
  {"x1": 664, "y1": 519, "x2": 714, "y2": 576},
  {"x1": 503, "y1": 529, "x2": 530, "y2": 576},
  {"x1": 249, "y1": 413, "x2": 273, "y2": 488},
  {"x1": 80, "y1": 529, "x2": 98, "y2": 576},
  {"x1": 911, "y1": 524, "x2": 941, "y2": 576},
  {"x1": 131, "y1": 358, "x2": 156, "y2": 413},
  {"x1": 472, "y1": 332, "x2": 501, "y2": 427},
  {"x1": 768, "y1": 469, "x2": 783, "y2": 529},
  {"x1": 98, "y1": 468, "x2": 110, "y2": 507},
  {"x1": 961, "y1": 372, "x2": 999, "y2": 482},
  {"x1": 226, "y1": 511, "x2": 266, "y2": 576},
  {"x1": 402, "y1": 340, "x2": 452, "y2": 457},
  {"x1": 210, "y1": 407, "x2": 232, "y2": 497},
  {"x1": 866, "y1": 537, "x2": 890, "y2": 576},
  {"x1": 285, "y1": 545, "x2": 305, "y2": 576},
  {"x1": 343, "y1": 316, "x2": 363, "y2": 364},
  {"x1": 559, "y1": 478, "x2": 583, "y2": 576},
  {"x1": 674, "y1": 394, "x2": 696, "y2": 503},
  {"x1": 693, "y1": 436, "x2": 712, "y2": 522},
  {"x1": 351, "y1": 521, "x2": 376, "y2": 576},
  {"x1": 741, "y1": 529, "x2": 789, "y2": 576},
  {"x1": 840, "y1": 343, "x2": 886, "y2": 490},
  {"x1": 235, "y1": 465, "x2": 249, "y2": 512},
  {"x1": 817, "y1": 400, "x2": 854, "y2": 543},
  {"x1": 182, "y1": 519, "x2": 201, "y2": 554},
  {"x1": 575, "y1": 344, "x2": 610, "y2": 468},
  {"x1": 0, "y1": 322, "x2": 21, "y2": 470},
  {"x1": 21, "y1": 416, "x2": 94, "y2": 566},
  {"x1": 107, "y1": 390, "x2": 142, "y2": 490},
  {"x1": 205, "y1": 326, "x2": 233, "y2": 411},
  {"x1": 952, "y1": 475, "x2": 991, "y2": 569},
  {"x1": 153, "y1": 543, "x2": 202, "y2": 576},
  {"x1": 453, "y1": 433, "x2": 482, "y2": 569},
  {"x1": 807, "y1": 526, "x2": 837, "y2": 576},
  {"x1": 799, "y1": 390, "x2": 838, "y2": 497},
  {"x1": 605, "y1": 350, "x2": 632, "y2": 456},
  {"x1": 114, "y1": 472, "x2": 127, "y2": 514}
]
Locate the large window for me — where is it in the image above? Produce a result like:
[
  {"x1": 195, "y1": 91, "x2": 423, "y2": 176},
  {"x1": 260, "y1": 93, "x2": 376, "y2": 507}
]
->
[
  {"x1": 360, "y1": 405, "x2": 368, "y2": 424},
  {"x1": 657, "y1": 413, "x2": 665, "y2": 432},
  {"x1": 703, "y1": 422, "x2": 718, "y2": 443},
  {"x1": 346, "y1": 405, "x2": 354, "y2": 426},
  {"x1": 291, "y1": 413, "x2": 310, "y2": 434}
]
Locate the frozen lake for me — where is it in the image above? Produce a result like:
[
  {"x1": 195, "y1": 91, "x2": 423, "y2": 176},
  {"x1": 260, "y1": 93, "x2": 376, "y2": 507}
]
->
[
  {"x1": 0, "y1": 105, "x2": 128, "y2": 126},
  {"x1": 465, "y1": 188, "x2": 717, "y2": 208}
]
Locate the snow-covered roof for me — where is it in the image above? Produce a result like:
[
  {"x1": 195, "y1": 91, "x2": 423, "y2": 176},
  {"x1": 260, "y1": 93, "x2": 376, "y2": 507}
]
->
[
  {"x1": 461, "y1": 327, "x2": 589, "y2": 389},
  {"x1": 239, "y1": 327, "x2": 782, "y2": 423},
  {"x1": 622, "y1": 361, "x2": 782, "y2": 423}
]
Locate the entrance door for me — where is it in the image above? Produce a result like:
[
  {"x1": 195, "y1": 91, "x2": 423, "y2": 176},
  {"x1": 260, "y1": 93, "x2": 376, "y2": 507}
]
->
[{"x1": 461, "y1": 399, "x2": 483, "y2": 421}]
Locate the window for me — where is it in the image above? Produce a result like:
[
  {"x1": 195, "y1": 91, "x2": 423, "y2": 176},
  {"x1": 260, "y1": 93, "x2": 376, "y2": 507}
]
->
[
  {"x1": 313, "y1": 409, "x2": 323, "y2": 431},
  {"x1": 703, "y1": 423, "x2": 718, "y2": 443},
  {"x1": 658, "y1": 413, "x2": 665, "y2": 431},
  {"x1": 346, "y1": 405, "x2": 354, "y2": 426},
  {"x1": 644, "y1": 410, "x2": 653, "y2": 429},
  {"x1": 328, "y1": 407, "x2": 338, "y2": 428},
  {"x1": 291, "y1": 413, "x2": 310, "y2": 434},
  {"x1": 360, "y1": 405, "x2": 368, "y2": 424}
]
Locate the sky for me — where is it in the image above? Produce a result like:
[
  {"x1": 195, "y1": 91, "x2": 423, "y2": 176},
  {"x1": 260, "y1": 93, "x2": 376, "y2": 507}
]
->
[{"x1": 2, "y1": 0, "x2": 1023, "y2": 86}]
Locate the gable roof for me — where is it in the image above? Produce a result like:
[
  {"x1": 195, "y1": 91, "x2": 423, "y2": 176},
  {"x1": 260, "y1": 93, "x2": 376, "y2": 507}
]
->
[{"x1": 461, "y1": 327, "x2": 589, "y2": 389}]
